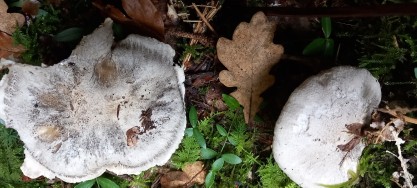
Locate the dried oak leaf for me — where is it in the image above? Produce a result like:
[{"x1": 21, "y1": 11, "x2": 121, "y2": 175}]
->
[
  {"x1": 92, "y1": 0, "x2": 164, "y2": 41},
  {"x1": 217, "y1": 11, "x2": 284, "y2": 123},
  {"x1": 0, "y1": 0, "x2": 25, "y2": 35}
]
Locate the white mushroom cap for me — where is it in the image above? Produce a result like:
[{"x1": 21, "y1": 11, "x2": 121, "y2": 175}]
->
[
  {"x1": 0, "y1": 19, "x2": 186, "y2": 183},
  {"x1": 273, "y1": 66, "x2": 381, "y2": 187}
]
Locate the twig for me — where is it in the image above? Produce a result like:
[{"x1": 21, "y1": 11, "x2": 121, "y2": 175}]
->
[
  {"x1": 192, "y1": 3, "x2": 217, "y2": 35},
  {"x1": 377, "y1": 108, "x2": 417, "y2": 125},
  {"x1": 181, "y1": 1, "x2": 220, "y2": 69},
  {"x1": 182, "y1": 20, "x2": 203, "y2": 23}
]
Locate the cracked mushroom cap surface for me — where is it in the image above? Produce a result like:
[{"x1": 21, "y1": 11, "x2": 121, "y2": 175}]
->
[
  {"x1": 0, "y1": 19, "x2": 186, "y2": 183},
  {"x1": 273, "y1": 66, "x2": 381, "y2": 187}
]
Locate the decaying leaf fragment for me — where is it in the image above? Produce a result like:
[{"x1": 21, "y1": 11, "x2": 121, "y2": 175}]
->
[{"x1": 217, "y1": 11, "x2": 284, "y2": 124}]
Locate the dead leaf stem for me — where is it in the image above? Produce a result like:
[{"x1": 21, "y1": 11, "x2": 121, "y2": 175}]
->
[{"x1": 377, "y1": 108, "x2": 417, "y2": 125}]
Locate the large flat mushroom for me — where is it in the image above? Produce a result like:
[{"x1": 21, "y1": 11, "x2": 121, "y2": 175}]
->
[
  {"x1": 273, "y1": 66, "x2": 381, "y2": 187},
  {"x1": 0, "y1": 18, "x2": 186, "y2": 183}
]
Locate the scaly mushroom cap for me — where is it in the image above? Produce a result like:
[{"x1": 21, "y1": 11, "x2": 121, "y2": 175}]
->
[
  {"x1": 273, "y1": 66, "x2": 381, "y2": 187},
  {"x1": 0, "y1": 19, "x2": 186, "y2": 183}
]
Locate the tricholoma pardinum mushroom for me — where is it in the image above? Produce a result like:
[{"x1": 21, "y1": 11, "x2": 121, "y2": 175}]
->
[
  {"x1": 0, "y1": 18, "x2": 186, "y2": 183},
  {"x1": 273, "y1": 66, "x2": 381, "y2": 187}
]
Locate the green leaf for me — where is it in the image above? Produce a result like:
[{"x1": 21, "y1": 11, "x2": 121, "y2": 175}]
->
[
  {"x1": 205, "y1": 171, "x2": 215, "y2": 188},
  {"x1": 302, "y1": 38, "x2": 326, "y2": 55},
  {"x1": 74, "y1": 179, "x2": 96, "y2": 188},
  {"x1": 222, "y1": 94, "x2": 240, "y2": 110},
  {"x1": 211, "y1": 158, "x2": 224, "y2": 171},
  {"x1": 185, "y1": 128, "x2": 193, "y2": 137},
  {"x1": 228, "y1": 136, "x2": 238, "y2": 146},
  {"x1": 324, "y1": 39, "x2": 334, "y2": 57},
  {"x1": 193, "y1": 129, "x2": 206, "y2": 148},
  {"x1": 96, "y1": 177, "x2": 120, "y2": 188},
  {"x1": 414, "y1": 67, "x2": 417, "y2": 79},
  {"x1": 221, "y1": 153, "x2": 242, "y2": 164},
  {"x1": 201, "y1": 148, "x2": 218, "y2": 159},
  {"x1": 321, "y1": 17, "x2": 332, "y2": 38},
  {"x1": 189, "y1": 106, "x2": 198, "y2": 128},
  {"x1": 54, "y1": 27, "x2": 84, "y2": 42},
  {"x1": 216, "y1": 124, "x2": 227, "y2": 136}
]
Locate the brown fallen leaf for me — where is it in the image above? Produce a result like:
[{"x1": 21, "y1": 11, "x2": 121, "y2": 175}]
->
[
  {"x1": 160, "y1": 161, "x2": 206, "y2": 188},
  {"x1": 217, "y1": 11, "x2": 284, "y2": 124},
  {"x1": 182, "y1": 161, "x2": 205, "y2": 185},
  {"x1": 0, "y1": 31, "x2": 25, "y2": 58},
  {"x1": 160, "y1": 171, "x2": 190, "y2": 188},
  {"x1": 92, "y1": 0, "x2": 164, "y2": 41},
  {"x1": 0, "y1": 0, "x2": 25, "y2": 35}
]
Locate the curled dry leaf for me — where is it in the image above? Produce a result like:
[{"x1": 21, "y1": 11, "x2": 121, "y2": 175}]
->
[
  {"x1": 0, "y1": 0, "x2": 25, "y2": 35},
  {"x1": 217, "y1": 11, "x2": 284, "y2": 124},
  {"x1": 92, "y1": 0, "x2": 164, "y2": 41}
]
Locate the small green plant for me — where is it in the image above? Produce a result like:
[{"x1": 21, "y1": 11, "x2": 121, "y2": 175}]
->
[
  {"x1": 74, "y1": 176, "x2": 120, "y2": 188},
  {"x1": 257, "y1": 156, "x2": 299, "y2": 188},
  {"x1": 12, "y1": 5, "x2": 61, "y2": 65},
  {"x1": 303, "y1": 17, "x2": 334, "y2": 57},
  {"x1": 172, "y1": 94, "x2": 259, "y2": 187},
  {"x1": 186, "y1": 105, "x2": 243, "y2": 188},
  {"x1": 178, "y1": 39, "x2": 214, "y2": 63}
]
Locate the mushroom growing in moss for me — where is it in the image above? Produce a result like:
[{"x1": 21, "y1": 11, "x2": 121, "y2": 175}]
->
[
  {"x1": 273, "y1": 66, "x2": 381, "y2": 187},
  {"x1": 0, "y1": 19, "x2": 186, "y2": 183}
]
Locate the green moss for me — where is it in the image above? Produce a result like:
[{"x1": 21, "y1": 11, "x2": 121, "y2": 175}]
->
[
  {"x1": 356, "y1": 144, "x2": 398, "y2": 188},
  {"x1": 12, "y1": 6, "x2": 61, "y2": 66},
  {"x1": 0, "y1": 124, "x2": 24, "y2": 187},
  {"x1": 257, "y1": 157, "x2": 299, "y2": 188},
  {"x1": 171, "y1": 136, "x2": 201, "y2": 169}
]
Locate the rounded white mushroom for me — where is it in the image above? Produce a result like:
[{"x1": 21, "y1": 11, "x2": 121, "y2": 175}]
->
[
  {"x1": 0, "y1": 19, "x2": 186, "y2": 183},
  {"x1": 273, "y1": 66, "x2": 381, "y2": 187}
]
